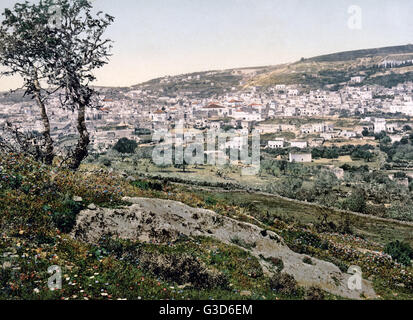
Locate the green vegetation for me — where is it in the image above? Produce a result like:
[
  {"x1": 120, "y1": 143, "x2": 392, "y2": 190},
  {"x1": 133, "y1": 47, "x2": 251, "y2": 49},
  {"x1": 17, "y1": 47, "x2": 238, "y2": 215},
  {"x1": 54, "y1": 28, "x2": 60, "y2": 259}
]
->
[
  {"x1": 1, "y1": 153, "x2": 413, "y2": 300},
  {"x1": 113, "y1": 138, "x2": 138, "y2": 154},
  {"x1": 0, "y1": 153, "x2": 308, "y2": 300},
  {"x1": 384, "y1": 241, "x2": 413, "y2": 266},
  {"x1": 311, "y1": 145, "x2": 375, "y2": 161}
]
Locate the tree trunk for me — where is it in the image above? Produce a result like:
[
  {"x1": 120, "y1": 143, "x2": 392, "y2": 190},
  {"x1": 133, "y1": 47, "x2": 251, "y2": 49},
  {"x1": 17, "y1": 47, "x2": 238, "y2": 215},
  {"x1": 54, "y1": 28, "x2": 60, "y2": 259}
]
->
[
  {"x1": 34, "y1": 89, "x2": 54, "y2": 165},
  {"x1": 68, "y1": 102, "x2": 90, "y2": 170}
]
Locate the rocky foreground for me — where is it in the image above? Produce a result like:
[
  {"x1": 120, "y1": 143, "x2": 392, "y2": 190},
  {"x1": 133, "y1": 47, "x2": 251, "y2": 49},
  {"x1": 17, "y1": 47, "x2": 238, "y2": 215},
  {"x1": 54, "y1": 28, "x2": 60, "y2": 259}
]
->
[{"x1": 71, "y1": 197, "x2": 377, "y2": 299}]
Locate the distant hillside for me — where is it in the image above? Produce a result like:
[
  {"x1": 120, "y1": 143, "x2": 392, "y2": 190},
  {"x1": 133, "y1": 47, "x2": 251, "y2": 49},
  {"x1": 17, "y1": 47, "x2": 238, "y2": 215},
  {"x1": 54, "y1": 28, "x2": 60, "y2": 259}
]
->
[
  {"x1": 248, "y1": 44, "x2": 413, "y2": 90},
  {"x1": 306, "y1": 44, "x2": 413, "y2": 63},
  {"x1": 132, "y1": 67, "x2": 272, "y2": 98},
  {"x1": 129, "y1": 44, "x2": 413, "y2": 94}
]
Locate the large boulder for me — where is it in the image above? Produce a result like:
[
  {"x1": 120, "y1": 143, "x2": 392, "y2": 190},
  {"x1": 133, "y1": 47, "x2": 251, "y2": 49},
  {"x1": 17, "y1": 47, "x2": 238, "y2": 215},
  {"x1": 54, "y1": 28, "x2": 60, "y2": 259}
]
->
[{"x1": 71, "y1": 197, "x2": 376, "y2": 300}]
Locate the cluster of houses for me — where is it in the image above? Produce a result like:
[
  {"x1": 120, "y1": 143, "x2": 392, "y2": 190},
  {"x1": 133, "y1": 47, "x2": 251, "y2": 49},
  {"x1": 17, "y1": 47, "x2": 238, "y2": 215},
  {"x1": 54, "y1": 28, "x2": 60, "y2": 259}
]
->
[{"x1": 1, "y1": 78, "x2": 413, "y2": 162}]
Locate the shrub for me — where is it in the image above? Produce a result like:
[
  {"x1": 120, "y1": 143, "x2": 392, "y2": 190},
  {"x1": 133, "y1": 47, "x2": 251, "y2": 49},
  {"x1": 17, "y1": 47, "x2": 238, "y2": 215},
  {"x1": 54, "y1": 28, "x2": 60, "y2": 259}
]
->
[
  {"x1": 101, "y1": 158, "x2": 112, "y2": 167},
  {"x1": 269, "y1": 273, "x2": 298, "y2": 296},
  {"x1": 342, "y1": 190, "x2": 367, "y2": 214},
  {"x1": 205, "y1": 196, "x2": 217, "y2": 206},
  {"x1": 230, "y1": 237, "x2": 256, "y2": 250},
  {"x1": 260, "y1": 255, "x2": 284, "y2": 272},
  {"x1": 51, "y1": 196, "x2": 83, "y2": 233},
  {"x1": 131, "y1": 179, "x2": 163, "y2": 191},
  {"x1": 304, "y1": 286, "x2": 325, "y2": 300},
  {"x1": 138, "y1": 251, "x2": 229, "y2": 289},
  {"x1": 338, "y1": 213, "x2": 353, "y2": 234},
  {"x1": 384, "y1": 240, "x2": 413, "y2": 266},
  {"x1": 113, "y1": 138, "x2": 138, "y2": 154},
  {"x1": 303, "y1": 256, "x2": 313, "y2": 265}
]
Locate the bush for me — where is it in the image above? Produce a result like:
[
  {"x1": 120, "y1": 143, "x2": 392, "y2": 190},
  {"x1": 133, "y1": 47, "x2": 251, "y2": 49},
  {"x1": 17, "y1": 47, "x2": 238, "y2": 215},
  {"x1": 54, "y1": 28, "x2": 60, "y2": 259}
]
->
[
  {"x1": 51, "y1": 196, "x2": 83, "y2": 233},
  {"x1": 342, "y1": 190, "x2": 367, "y2": 214},
  {"x1": 231, "y1": 237, "x2": 256, "y2": 250},
  {"x1": 259, "y1": 255, "x2": 284, "y2": 272},
  {"x1": 303, "y1": 256, "x2": 313, "y2": 265},
  {"x1": 101, "y1": 158, "x2": 112, "y2": 167},
  {"x1": 269, "y1": 273, "x2": 298, "y2": 296},
  {"x1": 205, "y1": 196, "x2": 217, "y2": 206},
  {"x1": 384, "y1": 240, "x2": 413, "y2": 266},
  {"x1": 131, "y1": 179, "x2": 164, "y2": 191},
  {"x1": 138, "y1": 251, "x2": 229, "y2": 290},
  {"x1": 113, "y1": 138, "x2": 138, "y2": 154},
  {"x1": 304, "y1": 286, "x2": 325, "y2": 300}
]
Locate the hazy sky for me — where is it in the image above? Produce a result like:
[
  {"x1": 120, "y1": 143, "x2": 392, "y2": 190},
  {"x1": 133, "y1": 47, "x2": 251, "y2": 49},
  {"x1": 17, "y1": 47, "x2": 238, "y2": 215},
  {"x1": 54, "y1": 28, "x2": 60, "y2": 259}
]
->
[{"x1": 0, "y1": 0, "x2": 412, "y2": 91}]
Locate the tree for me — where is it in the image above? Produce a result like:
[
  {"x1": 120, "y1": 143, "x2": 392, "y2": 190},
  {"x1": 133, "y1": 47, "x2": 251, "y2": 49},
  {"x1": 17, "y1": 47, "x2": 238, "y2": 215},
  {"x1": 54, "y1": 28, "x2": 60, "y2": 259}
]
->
[
  {"x1": 113, "y1": 138, "x2": 138, "y2": 154},
  {"x1": 362, "y1": 128, "x2": 370, "y2": 137},
  {"x1": 403, "y1": 125, "x2": 412, "y2": 132},
  {"x1": 44, "y1": 0, "x2": 114, "y2": 169},
  {"x1": 0, "y1": 0, "x2": 114, "y2": 170},
  {"x1": 0, "y1": 2, "x2": 59, "y2": 164},
  {"x1": 342, "y1": 189, "x2": 367, "y2": 214}
]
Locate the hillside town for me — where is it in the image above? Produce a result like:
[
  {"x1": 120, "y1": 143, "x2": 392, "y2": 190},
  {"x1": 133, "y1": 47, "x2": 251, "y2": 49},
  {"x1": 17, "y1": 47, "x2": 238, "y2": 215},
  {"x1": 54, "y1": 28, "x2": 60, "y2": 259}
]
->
[
  {"x1": 1, "y1": 77, "x2": 412, "y2": 163},
  {"x1": 1, "y1": 0, "x2": 413, "y2": 304}
]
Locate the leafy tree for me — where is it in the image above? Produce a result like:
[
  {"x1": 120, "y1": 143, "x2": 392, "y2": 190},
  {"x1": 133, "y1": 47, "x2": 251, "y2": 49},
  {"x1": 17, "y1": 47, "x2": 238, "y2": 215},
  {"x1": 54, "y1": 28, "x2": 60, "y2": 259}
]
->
[
  {"x1": 45, "y1": 0, "x2": 114, "y2": 169},
  {"x1": 113, "y1": 138, "x2": 138, "y2": 154},
  {"x1": 0, "y1": 1, "x2": 58, "y2": 164},
  {"x1": 362, "y1": 128, "x2": 370, "y2": 137},
  {"x1": 0, "y1": 0, "x2": 114, "y2": 169},
  {"x1": 342, "y1": 189, "x2": 367, "y2": 214}
]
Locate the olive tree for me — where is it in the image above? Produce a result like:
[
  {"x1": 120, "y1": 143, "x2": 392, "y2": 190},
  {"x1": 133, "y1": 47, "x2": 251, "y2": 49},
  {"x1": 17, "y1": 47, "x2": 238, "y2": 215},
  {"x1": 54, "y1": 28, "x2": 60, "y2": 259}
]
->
[
  {"x1": 0, "y1": 1, "x2": 59, "y2": 164},
  {"x1": 0, "y1": 0, "x2": 114, "y2": 169},
  {"x1": 47, "y1": 0, "x2": 114, "y2": 169}
]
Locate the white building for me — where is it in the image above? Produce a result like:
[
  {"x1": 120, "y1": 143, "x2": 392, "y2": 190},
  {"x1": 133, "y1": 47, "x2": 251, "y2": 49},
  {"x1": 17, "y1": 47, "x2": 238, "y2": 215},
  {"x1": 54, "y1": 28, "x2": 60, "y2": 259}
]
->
[
  {"x1": 339, "y1": 130, "x2": 357, "y2": 138},
  {"x1": 374, "y1": 118, "x2": 387, "y2": 134},
  {"x1": 268, "y1": 140, "x2": 284, "y2": 149},
  {"x1": 289, "y1": 153, "x2": 312, "y2": 163},
  {"x1": 290, "y1": 141, "x2": 308, "y2": 149}
]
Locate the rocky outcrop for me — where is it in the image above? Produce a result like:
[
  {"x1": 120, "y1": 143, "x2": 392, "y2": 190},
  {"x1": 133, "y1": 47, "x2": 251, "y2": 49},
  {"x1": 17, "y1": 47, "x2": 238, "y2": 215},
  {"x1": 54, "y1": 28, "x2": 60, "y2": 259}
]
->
[{"x1": 71, "y1": 197, "x2": 376, "y2": 300}]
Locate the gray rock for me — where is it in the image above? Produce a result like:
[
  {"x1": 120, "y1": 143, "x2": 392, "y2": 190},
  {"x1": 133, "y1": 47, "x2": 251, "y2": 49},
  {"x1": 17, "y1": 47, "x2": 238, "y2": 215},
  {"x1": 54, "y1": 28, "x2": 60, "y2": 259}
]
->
[
  {"x1": 73, "y1": 196, "x2": 83, "y2": 202},
  {"x1": 70, "y1": 196, "x2": 377, "y2": 300},
  {"x1": 87, "y1": 203, "x2": 97, "y2": 210}
]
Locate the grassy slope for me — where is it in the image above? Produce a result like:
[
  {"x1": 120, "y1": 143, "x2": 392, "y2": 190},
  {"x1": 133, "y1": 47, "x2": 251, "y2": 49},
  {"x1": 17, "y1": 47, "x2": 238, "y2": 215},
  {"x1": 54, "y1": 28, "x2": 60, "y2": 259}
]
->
[
  {"x1": 188, "y1": 188, "x2": 413, "y2": 247},
  {"x1": 0, "y1": 154, "x2": 321, "y2": 300},
  {"x1": 1, "y1": 154, "x2": 413, "y2": 300}
]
